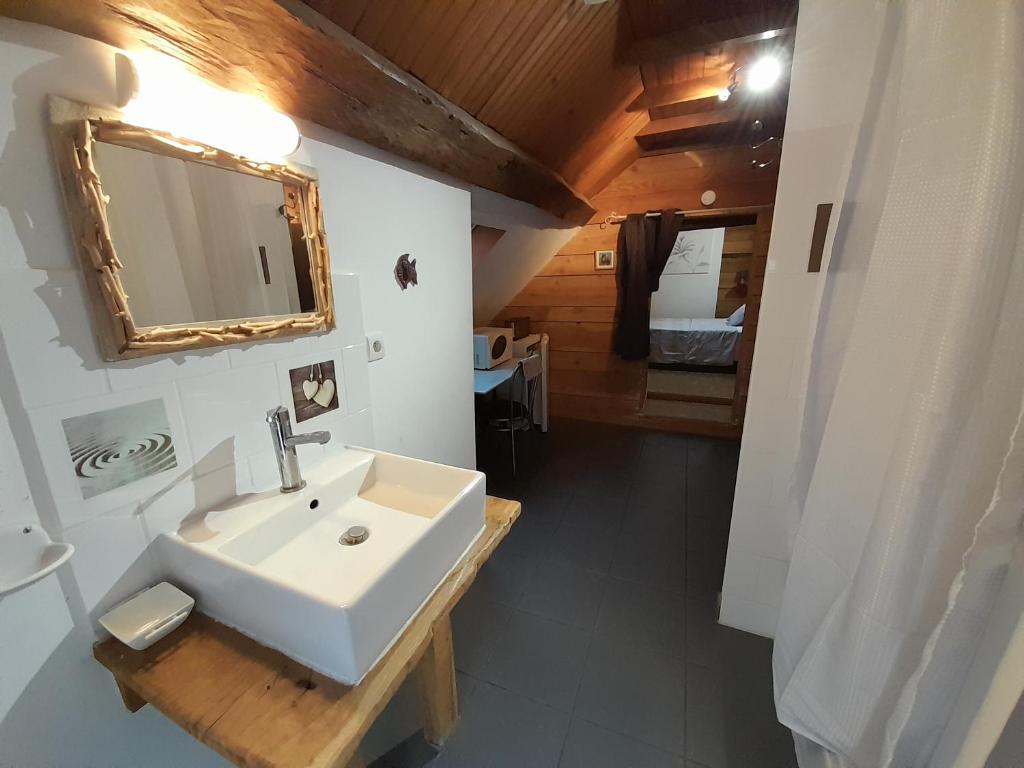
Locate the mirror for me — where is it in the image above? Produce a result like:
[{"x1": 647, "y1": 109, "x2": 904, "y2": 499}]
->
[{"x1": 49, "y1": 96, "x2": 335, "y2": 361}]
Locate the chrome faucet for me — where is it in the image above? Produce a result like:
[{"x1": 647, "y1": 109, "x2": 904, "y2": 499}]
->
[{"x1": 266, "y1": 406, "x2": 331, "y2": 493}]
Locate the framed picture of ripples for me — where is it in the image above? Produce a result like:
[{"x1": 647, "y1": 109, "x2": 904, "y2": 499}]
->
[{"x1": 61, "y1": 399, "x2": 178, "y2": 500}]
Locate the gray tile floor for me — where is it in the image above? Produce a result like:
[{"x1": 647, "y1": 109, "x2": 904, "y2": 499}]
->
[{"x1": 421, "y1": 419, "x2": 797, "y2": 768}]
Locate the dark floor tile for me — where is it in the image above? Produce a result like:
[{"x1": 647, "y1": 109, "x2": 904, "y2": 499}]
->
[
  {"x1": 685, "y1": 663, "x2": 795, "y2": 768},
  {"x1": 456, "y1": 671, "x2": 478, "y2": 705},
  {"x1": 685, "y1": 546, "x2": 726, "y2": 598},
  {"x1": 547, "y1": 519, "x2": 618, "y2": 573},
  {"x1": 451, "y1": 589, "x2": 512, "y2": 677},
  {"x1": 516, "y1": 483, "x2": 572, "y2": 525},
  {"x1": 562, "y1": 493, "x2": 628, "y2": 530},
  {"x1": 629, "y1": 471, "x2": 687, "y2": 511},
  {"x1": 518, "y1": 558, "x2": 608, "y2": 630},
  {"x1": 470, "y1": 538, "x2": 538, "y2": 606},
  {"x1": 595, "y1": 578, "x2": 686, "y2": 658},
  {"x1": 572, "y1": 467, "x2": 634, "y2": 502},
  {"x1": 686, "y1": 512, "x2": 731, "y2": 554},
  {"x1": 371, "y1": 731, "x2": 439, "y2": 768},
  {"x1": 475, "y1": 610, "x2": 590, "y2": 712},
  {"x1": 609, "y1": 505, "x2": 687, "y2": 593},
  {"x1": 431, "y1": 682, "x2": 571, "y2": 768},
  {"x1": 574, "y1": 631, "x2": 687, "y2": 755},
  {"x1": 559, "y1": 718, "x2": 687, "y2": 768}
]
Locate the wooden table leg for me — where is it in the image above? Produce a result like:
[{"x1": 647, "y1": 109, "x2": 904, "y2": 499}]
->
[
  {"x1": 115, "y1": 679, "x2": 147, "y2": 713},
  {"x1": 413, "y1": 614, "x2": 458, "y2": 747}
]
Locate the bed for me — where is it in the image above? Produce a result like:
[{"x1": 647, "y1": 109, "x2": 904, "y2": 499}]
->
[{"x1": 649, "y1": 317, "x2": 742, "y2": 366}]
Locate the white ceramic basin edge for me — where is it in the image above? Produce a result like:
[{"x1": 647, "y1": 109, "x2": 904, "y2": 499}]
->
[{"x1": 158, "y1": 446, "x2": 486, "y2": 684}]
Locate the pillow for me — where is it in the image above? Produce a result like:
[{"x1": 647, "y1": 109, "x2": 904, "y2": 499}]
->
[{"x1": 727, "y1": 304, "x2": 745, "y2": 326}]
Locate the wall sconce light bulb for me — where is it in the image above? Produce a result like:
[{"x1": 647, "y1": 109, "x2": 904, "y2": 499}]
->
[
  {"x1": 119, "y1": 50, "x2": 301, "y2": 162},
  {"x1": 718, "y1": 87, "x2": 732, "y2": 102},
  {"x1": 747, "y1": 55, "x2": 783, "y2": 92}
]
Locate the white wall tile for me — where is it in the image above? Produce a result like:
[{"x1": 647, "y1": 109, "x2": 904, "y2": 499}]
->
[
  {"x1": 137, "y1": 461, "x2": 245, "y2": 541},
  {"x1": 176, "y1": 364, "x2": 281, "y2": 472},
  {"x1": 63, "y1": 504, "x2": 156, "y2": 618},
  {"x1": 226, "y1": 336, "x2": 312, "y2": 369},
  {"x1": 107, "y1": 347, "x2": 231, "y2": 392},
  {"x1": 341, "y1": 343, "x2": 371, "y2": 414},
  {"x1": 0, "y1": 268, "x2": 110, "y2": 410}
]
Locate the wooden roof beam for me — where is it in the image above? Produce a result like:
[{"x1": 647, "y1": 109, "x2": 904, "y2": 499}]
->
[
  {"x1": 627, "y1": 73, "x2": 730, "y2": 113},
  {"x1": 625, "y1": 10, "x2": 796, "y2": 64},
  {"x1": 0, "y1": 0, "x2": 595, "y2": 224},
  {"x1": 634, "y1": 108, "x2": 785, "y2": 153}
]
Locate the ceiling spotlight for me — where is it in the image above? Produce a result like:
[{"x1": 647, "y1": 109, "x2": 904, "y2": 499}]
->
[
  {"x1": 718, "y1": 87, "x2": 731, "y2": 102},
  {"x1": 747, "y1": 55, "x2": 782, "y2": 92}
]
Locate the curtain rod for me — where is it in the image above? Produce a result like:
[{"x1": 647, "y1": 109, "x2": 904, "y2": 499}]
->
[{"x1": 601, "y1": 205, "x2": 767, "y2": 227}]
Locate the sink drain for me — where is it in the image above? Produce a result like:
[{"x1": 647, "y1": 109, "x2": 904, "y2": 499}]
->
[{"x1": 339, "y1": 526, "x2": 369, "y2": 546}]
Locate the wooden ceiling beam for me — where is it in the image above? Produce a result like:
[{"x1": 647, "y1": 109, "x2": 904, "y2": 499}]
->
[
  {"x1": 634, "y1": 107, "x2": 785, "y2": 153},
  {"x1": 625, "y1": 10, "x2": 796, "y2": 64},
  {"x1": 627, "y1": 73, "x2": 730, "y2": 112},
  {"x1": 0, "y1": 0, "x2": 595, "y2": 223}
]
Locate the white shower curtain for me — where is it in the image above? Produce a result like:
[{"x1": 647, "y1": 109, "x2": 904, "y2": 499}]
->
[{"x1": 774, "y1": 2, "x2": 1024, "y2": 767}]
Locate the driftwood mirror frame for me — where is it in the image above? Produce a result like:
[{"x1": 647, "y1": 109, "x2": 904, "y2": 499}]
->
[{"x1": 48, "y1": 96, "x2": 335, "y2": 361}]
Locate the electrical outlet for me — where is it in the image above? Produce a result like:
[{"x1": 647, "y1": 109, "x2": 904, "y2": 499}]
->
[{"x1": 366, "y1": 332, "x2": 385, "y2": 362}]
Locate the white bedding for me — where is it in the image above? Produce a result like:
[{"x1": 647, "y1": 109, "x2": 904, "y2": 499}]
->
[{"x1": 649, "y1": 317, "x2": 742, "y2": 366}]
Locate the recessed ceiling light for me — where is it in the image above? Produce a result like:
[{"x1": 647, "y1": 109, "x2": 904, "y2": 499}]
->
[{"x1": 747, "y1": 56, "x2": 783, "y2": 92}]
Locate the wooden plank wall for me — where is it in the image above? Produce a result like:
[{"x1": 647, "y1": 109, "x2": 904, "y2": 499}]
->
[
  {"x1": 495, "y1": 223, "x2": 647, "y2": 420},
  {"x1": 716, "y1": 226, "x2": 755, "y2": 318}
]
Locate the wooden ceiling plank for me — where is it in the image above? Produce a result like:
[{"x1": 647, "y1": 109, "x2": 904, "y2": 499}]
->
[
  {"x1": 475, "y1": 0, "x2": 576, "y2": 125},
  {"x1": 451, "y1": 0, "x2": 548, "y2": 113},
  {"x1": 493, "y1": 3, "x2": 611, "y2": 136},
  {"x1": 303, "y1": 0, "x2": 371, "y2": 32},
  {"x1": 350, "y1": 0, "x2": 402, "y2": 51},
  {"x1": 0, "y1": 0, "x2": 594, "y2": 222},
  {"x1": 626, "y1": 11, "x2": 795, "y2": 64},
  {"x1": 370, "y1": 1, "x2": 433, "y2": 68},
  {"x1": 431, "y1": 3, "x2": 511, "y2": 103},
  {"x1": 408, "y1": 0, "x2": 479, "y2": 83}
]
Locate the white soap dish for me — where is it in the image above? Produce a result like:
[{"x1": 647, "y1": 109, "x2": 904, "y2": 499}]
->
[
  {"x1": 99, "y1": 582, "x2": 195, "y2": 651},
  {"x1": 0, "y1": 522, "x2": 75, "y2": 597}
]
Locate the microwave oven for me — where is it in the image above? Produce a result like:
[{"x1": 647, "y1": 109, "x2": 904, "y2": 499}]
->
[{"x1": 473, "y1": 327, "x2": 513, "y2": 370}]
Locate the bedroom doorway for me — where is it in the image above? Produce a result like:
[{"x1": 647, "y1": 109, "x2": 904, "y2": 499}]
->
[{"x1": 640, "y1": 207, "x2": 771, "y2": 435}]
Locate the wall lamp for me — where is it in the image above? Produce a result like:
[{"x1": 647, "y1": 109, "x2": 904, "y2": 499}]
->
[
  {"x1": 115, "y1": 51, "x2": 301, "y2": 162},
  {"x1": 718, "y1": 53, "x2": 785, "y2": 102}
]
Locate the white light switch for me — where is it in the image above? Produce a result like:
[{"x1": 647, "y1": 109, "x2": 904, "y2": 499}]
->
[{"x1": 366, "y1": 332, "x2": 385, "y2": 362}]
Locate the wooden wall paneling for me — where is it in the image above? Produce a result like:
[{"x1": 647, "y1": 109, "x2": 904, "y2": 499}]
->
[
  {"x1": 715, "y1": 225, "x2": 755, "y2": 317},
  {"x1": 2, "y1": 0, "x2": 594, "y2": 223},
  {"x1": 540, "y1": 254, "x2": 604, "y2": 277},
  {"x1": 508, "y1": 275, "x2": 617, "y2": 307},
  {"x1": 495, "y1": 305, "x2": 616, "y2": 324},
  {"x1": 731, "y1": 207, "x2": 773, "y2": 426},
  {"x1": 557, "y1": 224, "x2": 618, "y2": 255}
]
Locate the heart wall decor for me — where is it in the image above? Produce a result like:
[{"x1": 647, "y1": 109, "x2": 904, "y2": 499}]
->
[{"x1": 288, "y1": 359, "x2": 340, "y2": 423}]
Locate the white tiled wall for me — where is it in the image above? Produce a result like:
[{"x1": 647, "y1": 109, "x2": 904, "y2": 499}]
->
[
  {"x1": 14, "y1": 268, "x2": 374, "y2": 617},
  {"x1": 719, "y1": 0, "x2": 889, "y2": 638}
]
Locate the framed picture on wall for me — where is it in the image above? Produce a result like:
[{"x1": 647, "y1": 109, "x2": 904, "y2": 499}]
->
[{"x1": 595, "y1": 249, "x2": 615, "y2": 270}]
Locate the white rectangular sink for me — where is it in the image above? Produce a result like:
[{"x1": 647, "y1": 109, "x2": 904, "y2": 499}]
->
[{"x1": 158, "y1": 447, "x2": 485, "y2": 684}]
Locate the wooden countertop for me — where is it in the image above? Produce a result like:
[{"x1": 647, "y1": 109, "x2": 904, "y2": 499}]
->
[{"x1": 93, "y1": 495, "x2": 521, "y2": 768}]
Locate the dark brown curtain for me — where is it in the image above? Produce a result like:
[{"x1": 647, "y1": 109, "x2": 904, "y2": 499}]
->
[{"x1": 613, "y1": 210, "x2": 684, "y2": 360}]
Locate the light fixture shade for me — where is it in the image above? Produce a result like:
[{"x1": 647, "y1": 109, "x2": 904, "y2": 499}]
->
[
  {"x1": 120, "y1": 51, "x2": 301, "y2": 161},
  {"x1": 747, "y1": 56, "x2": 783, "y2": 92}
]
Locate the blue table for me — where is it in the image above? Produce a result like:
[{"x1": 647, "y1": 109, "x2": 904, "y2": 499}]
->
[{"x1": 473, "y1": 361, "x2": 517, "y2": 394}]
